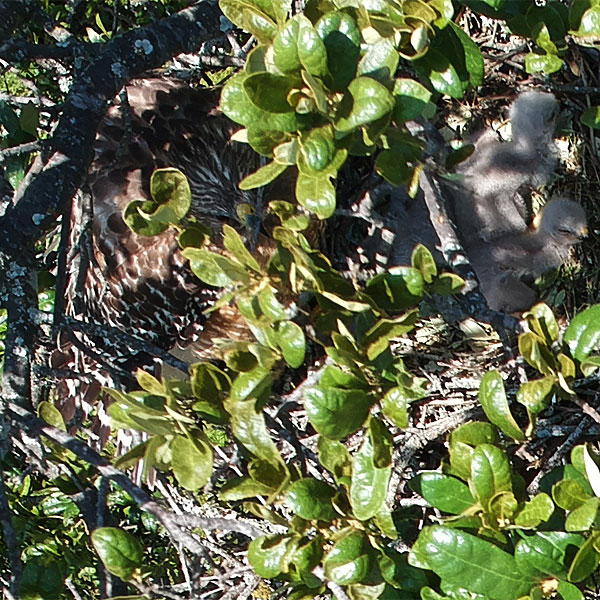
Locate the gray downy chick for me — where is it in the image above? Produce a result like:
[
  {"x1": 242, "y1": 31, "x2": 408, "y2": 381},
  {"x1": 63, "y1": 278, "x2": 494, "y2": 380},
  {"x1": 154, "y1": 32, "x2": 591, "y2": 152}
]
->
[
  {"x1": 450, "y1": 90, "x2": 559, "y2": 244},
  {"x1": 467, "y1": 198, "x2": 587, "y2": 312}
]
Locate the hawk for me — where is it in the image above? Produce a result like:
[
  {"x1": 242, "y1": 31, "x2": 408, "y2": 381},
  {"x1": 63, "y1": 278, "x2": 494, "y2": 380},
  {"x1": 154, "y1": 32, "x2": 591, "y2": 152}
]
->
[{"x1": 53, "y1": 78, "x2": 265, "y2": 428}]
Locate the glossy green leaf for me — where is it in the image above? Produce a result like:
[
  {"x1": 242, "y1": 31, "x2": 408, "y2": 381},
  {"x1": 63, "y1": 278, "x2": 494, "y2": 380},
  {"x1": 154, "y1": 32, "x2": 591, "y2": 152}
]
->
[
  {"x1": 519, "y1": 331, "x2": 555, "y2": 375},
  {"x1": 304, "y1": 386, "x2": 372, "y2": 440},
  {"x1": 220, "y1": 72, "x2": 302, "y2": 132},
  {"x1": 524, "y1": 52, "x2": 563, "y2": 75},
  {"x1": 317, "y1": 436, "x2": 352, "y2": 485},
  {"x1": 183, "y1": 248, "x2": 245, "y2": 287},
  {"x1": 248, "y1": 534, "x2": 297, "y2": 578},
  {"x1": 568, "y1": 532, "x2": 600, "y2": 582},
  {"x1": 316, "y1": 11, "x2": 360, "y2": 91},
  {"x1": 148, "y1": 168, "x2": 191, "y2": 224},
  {"x1": 478, "y1": 371, "x2": 526, "y2": 441},
  {"x1": 469, "y1": 444, "x2": 512, "y2": 510},
  {"x1": 525, "y1": 303, "x2": 559, "y2": 344},
  {"x1": 564, "y1": 305, "x2": 600, "y2": 361},
  {"x1": 296, "y1": 170, "x2": 336, "y2": 219},
  {"x1": 413, "y1": 48, "x2": 464, "y2": 98},
  {"x1": 276, "y1": 320, "x2": 306, "y2": 368},
  {"x1": 411, "y1": 472, "x2": 475, "y2": 514},
  {"x1": 91, "y1": 527, "x2": 143, "y2": 581},
  {"x1": 171, "y1": 434, "x2": 213, "y2": 491},
  {"x1": 516, "y1": 376, "x2": 555, "y2": 415},
  {"x1": 567, "y1": 496, "x2": 600, "y2": 532},
  {"x1": 223, "y1": 225, "x2": 262, "y2": 272},
  {"x1": 365, "y1": 311, "x2": 420, "y2": 361},
  {"x1": 350, "y1": 431, "x2": 391, "y2": 520},
  {"x1": 219, "y1": 475, "x2": 276, "y2": 501},
  {"x1": 285, "y1": 478, "x2": 337, "y2": 521},
  {"x1": 335, "y1": 77, "x2": 395, "y2": 133},
  {"x1": 219, "y1": 0, "x2": 278, "y2": 43},
  {"x1": 552, "y1": 479, "x2": 591, "y2": 511},
  {"x1": 514, "y1": 493, "x2": 555, "y2": 528},
  {"x1": 357, "y1": 38, "x2": 399, "y2": 84},
  {"x1": 365, "y1": 268, "x2": 424, "y2": 312},
  {"x1": 296, "y1": 15, "x2": 329, "y2": 78},
  {"x1": 514, "y1": 532, "x2": 584, "y2": 579},
  {"x1": 300, "y1": 125, "x2": 335, "y2": 171},
  {"x1": 409, "y1": 526, "x2": 533, "y2": 599},
  {"x1": 450, "y1": 421, "x2": 499, "y2": 447},
  {"x1": 430, "y1": 272, "x2": 465, "y2": 296},
  {"x1": 393, "y1": 78, "x2": 433, "y2": 123},
  {"x1": 19, "y1": 560, "x2": 64, "y2": 600},
  {"x1": 323, "y1": 529, "x2": 372, "y2": 585},
  {"x1": 411, "y1": 244, "x2": 437, "y2": 283}
]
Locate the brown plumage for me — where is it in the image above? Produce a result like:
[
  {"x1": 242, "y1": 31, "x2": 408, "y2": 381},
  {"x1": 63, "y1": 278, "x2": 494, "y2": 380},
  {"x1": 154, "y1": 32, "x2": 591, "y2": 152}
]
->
[{"x1": 66, "y1": 78, "x2": 261, "y2": 363}]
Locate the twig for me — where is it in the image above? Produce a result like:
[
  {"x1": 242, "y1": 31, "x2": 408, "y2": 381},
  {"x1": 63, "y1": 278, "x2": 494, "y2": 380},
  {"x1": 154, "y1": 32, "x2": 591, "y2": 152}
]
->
[{"x1": 0, "y1": 141, "x2": 41, "y2": 162}]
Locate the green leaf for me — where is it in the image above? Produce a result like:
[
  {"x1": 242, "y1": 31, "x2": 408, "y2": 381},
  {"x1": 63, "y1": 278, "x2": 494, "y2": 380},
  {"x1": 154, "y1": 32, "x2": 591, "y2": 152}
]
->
[
  {"x1": 411, "y1": 244, "x2": 437, "y2": 283},
  {"x1": 365, "y1": 269, "x2": 424, "y2": 312},
  {"x1": 220, "y1": 72, "x2": 303, "y2": 132},
  {"x1": 219, "y1": 475, "x2": 276, "y2": 501},
  {"x1": 304, "y1": 386, "x2": 372, "y2": 440},
  {"x1": 519, "y1": 331, "x2": 555, "y2": 374},
  {"x1": 296, "y1": 15, "x2": 329, "y2": 78},
  {"x1": 568, "y1": 532, "x2": 600, "y2": 582},
  {"x1": 413, "y1": 48, "x2": 464, "y2": 99},
  {"x1": 122, "y1": 200, "x2": 168, "y2": 237},
  {"x1": 276, "y1": 320, "x2": 306, "y2": 368},
  {"x1": 450, "y1": 421, "x2": 499, "y2": 447},
  {"x1": 478, "y1": 371, "x2": 526, "y2": 441},
  {"x1": 324, "y1": 529, "x2": 372, "y2": 586},
  {"x1": 223, "y1": 225, "x2": 262, "y2": 272},
  {"x1": 285, "y1": 478, "x2": 337, "y2": 521},
  {"x1": 515, "y1": 532, "x2": 583, "y2": 580},
  {"x1": 296, "y1": 170, "x2": 336, "y2": 219},
  {"x1": 91, "y1": 527, "x2": 143, "y2": 581},
  {"x1": 409, "y1": 526, "x2": 533, "y2": 599},
  {"x1": 564, "y1": 305, "x2": 600, "y2": 361},
  {"x1": 357, "y1": 38, "x2": 399, "y2": 85},
  {"x1": 365, "y1": 311, "x2": 420, "y2": 361},
  {"x1": 350, "y1": 430, "x2": 391, "y2": 520},
  {"x1": 219, "y1": 0, "x2": 278, "y2": 42},
  {"x1": 185, "y1": 247, "x2": 248, "y2": 286},
  {"x1": 393, "y1": 78, "x2": 433, "y2": 123},
  {"x1": 171, "y1": 434, "x2": 213, "y2": 491},
  {"x1": 430, "y1": 272, "x2": 465, "y2": 296},
  {"x1": 524, "y1": 303, "x2": 559, "y2": 344},
  {"x1": 248, "y1": 534, "x2": 297, "y2": 578},
  {"x1": 148, "y1": 168, "x2": 191, "y2": 223},
  {"x1": 516, "y1": 376, "x2": 556, "y2": 415},
  {"x1": 469, "y1": 444, "x2": 512, "y2": 510},
  {"x1": 19, "y1": 560, "x2": 64, "y2": 600},
  {"x1": 514, "y1": 493, "x2": 555, "y2": 528},
  {"x1": 566, "y1": 497, "x2": 599, "y2": 532},
  {"x1": 552, "y1": 479, "x2": 591, "y2": 511},
  {"x1": 318, "y1": 436, "x2": 352, "y2": 485},
  {"x1": 411, "y1": 472, "x2": 475, "y2": 514},
  {"x1": 335, "y1": 76, "x2": 395, "y2": 133},
  {"x1": 300, "y1": 125, "x2": 335, "y2": 171},
  {"x1": 572, "y1": 6, "x2": 600, "y2": 46},
  {"x1": 316, "y1": 11, "x2": 360, "y2": 91},
  {"x1": 38, "y1": 401, "x2": 66, "y2": 432},
  {"x1": 524, "y1": 52, "x2": 564, "y2": 75}
]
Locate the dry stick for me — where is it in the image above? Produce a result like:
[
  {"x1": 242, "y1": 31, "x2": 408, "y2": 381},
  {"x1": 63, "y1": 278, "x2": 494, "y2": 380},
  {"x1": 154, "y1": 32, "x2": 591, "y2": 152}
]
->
[{"x1": 0, "y1": 141, "x2": 41, "y2": 162}]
